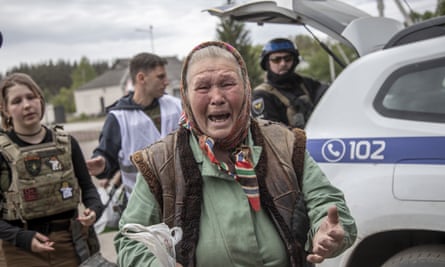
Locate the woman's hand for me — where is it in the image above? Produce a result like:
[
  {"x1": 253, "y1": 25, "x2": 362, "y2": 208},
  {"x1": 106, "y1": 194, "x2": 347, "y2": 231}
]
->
[
  {"x1": 31, "y1": 232, "x2": 55, "y2": 253},
  {"x1": 77, "y1": 208, "x2": 97, "y2": 226},
  {"x1": 307, "y1": 206, "x2": 345, "y2": 264}
]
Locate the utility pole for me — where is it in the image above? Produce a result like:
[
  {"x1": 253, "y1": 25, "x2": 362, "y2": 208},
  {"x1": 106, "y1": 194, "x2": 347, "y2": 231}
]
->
[
  {"x1": 393, "y1": 0, "x2": 413, "y2": 25},
  {"x1": 149, "y1": 25, "x2": 154, "y2": 53},
  {"x1": 135, "y1": 25, "x2": 155, "y2": 53},
  {"x1": 377, "y1": 0, "x2": 384, "y2": 17}
]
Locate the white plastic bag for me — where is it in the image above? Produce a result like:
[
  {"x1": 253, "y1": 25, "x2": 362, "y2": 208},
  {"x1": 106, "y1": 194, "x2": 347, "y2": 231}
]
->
[
  {"x1": 120, "y1": 223, "x2": 183, "y2": 267},
  {"x1": 94, "y1": 184, "x2": 125, "y2": 233}
]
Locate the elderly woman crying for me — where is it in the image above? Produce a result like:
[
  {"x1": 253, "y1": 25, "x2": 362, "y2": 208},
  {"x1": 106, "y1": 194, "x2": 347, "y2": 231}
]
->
[{"x1": 114, "y1": 41, "x2": 357, "y2": 267}]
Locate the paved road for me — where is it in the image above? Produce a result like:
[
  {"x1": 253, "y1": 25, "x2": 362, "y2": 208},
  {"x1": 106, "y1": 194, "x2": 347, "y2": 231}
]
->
[
  {"x1": 97, "y1": 231, "x2": 118, "y2": 263},
  {"x1": 62, "y1": 119, "x2": 118, "y2": 264}
]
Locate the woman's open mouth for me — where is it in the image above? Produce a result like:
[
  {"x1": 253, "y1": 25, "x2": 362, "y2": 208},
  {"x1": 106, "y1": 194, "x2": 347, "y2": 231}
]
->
[{"x1": 209, "y1": 113, "x2": 230, "y2": 122}]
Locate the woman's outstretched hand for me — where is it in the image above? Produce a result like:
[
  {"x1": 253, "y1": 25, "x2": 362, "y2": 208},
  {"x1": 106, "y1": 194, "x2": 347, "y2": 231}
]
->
[{"x1": 307, "y1": 206, "x2": 345, "y2": 264}]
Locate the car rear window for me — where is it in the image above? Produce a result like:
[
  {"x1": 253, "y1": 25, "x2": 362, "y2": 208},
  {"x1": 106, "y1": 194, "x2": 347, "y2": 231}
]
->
[{"x1": 374, "y1": 57, "x2": 445, "y2": 123}]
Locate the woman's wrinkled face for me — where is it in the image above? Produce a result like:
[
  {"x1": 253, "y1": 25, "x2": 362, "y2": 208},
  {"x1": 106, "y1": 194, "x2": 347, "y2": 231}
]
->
[{"x1": 187, "y1": 57, "x2": 244, "y2": 140}]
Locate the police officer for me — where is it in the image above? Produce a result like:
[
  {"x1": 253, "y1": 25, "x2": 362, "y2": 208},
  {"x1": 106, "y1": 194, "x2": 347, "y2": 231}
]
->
[{"x1": 251, "y1": 38, "x2": 328, "y2": 128}]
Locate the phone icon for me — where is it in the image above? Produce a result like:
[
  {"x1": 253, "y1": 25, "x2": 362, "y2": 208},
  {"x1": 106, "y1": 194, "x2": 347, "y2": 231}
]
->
[
  {"x1": 327, "y1": 143, "x2": 341, "y2": 157},
  {"x1": 321, "y1": 139, "x2": 346, "y2": 162}
]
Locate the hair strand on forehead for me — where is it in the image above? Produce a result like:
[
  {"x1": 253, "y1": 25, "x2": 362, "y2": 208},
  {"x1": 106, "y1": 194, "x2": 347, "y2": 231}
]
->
[
  {"x1": 0, "y1": 72, "x2": 46, "y2": 129},
  {"x1": 185, "y1": 46, "x2": 242, "y2": 87}
]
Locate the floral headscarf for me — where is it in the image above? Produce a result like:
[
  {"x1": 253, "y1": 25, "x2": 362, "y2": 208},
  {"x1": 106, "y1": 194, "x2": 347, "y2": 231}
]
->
[
  {"x1": 179, "y1": 41, "x2": 252, "y2": 150},
  {"x1": 179, "y1": 41, "x2": 261, "y2": 211}
]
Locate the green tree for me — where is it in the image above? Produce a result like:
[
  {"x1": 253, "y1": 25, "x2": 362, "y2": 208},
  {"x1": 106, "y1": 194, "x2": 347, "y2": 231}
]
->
[
  {"x1": 5, "y1": 56, "x2": 109, "y2": 115},
  {"x1": 5, "y1": 58, "x2": 108, "y2": 98},
  {"x1": 294, "y1": 35, "x2": 357, "y2": 83},
  {"x1": 216, "y1": 17, "x2": 263, "y2": 88},
  {"x1": 52, "y1": 56, "x2": 98, "y2": 114},
  {"x1": 409, "y1": 0, "x2": 445, "y2": 22},
  {"x1": 436, "y1": 0, "x2": 445, "y2": 16},
  {"x1": 51, "y1": 86, "x2": 76, "y2": 113},
  {"x1": 8, "y1": 60, "x2": 75, "y2": 96},
  {"x1": 71, "y1": 57, "x2": 97, "y2": 90}
]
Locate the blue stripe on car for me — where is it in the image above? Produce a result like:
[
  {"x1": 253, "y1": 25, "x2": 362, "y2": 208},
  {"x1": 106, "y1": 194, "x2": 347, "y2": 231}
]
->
[{"x1": 307, "y1": 136, "x2": 445, "y2": 164}]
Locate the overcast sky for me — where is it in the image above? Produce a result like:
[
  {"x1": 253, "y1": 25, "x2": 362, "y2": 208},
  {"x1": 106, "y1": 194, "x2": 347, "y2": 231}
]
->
[{"x1": 0, "y1": 0, "x2": 437, "y2": 75}]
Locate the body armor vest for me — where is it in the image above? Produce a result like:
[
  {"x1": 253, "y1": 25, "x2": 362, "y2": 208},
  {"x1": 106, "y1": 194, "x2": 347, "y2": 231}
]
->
[
  {"x1": 0, "y1": 128, "x2": 80, "y2": 222},
  {"x1": 254, "y1": 83, "x2": 313, "y2": 128}
]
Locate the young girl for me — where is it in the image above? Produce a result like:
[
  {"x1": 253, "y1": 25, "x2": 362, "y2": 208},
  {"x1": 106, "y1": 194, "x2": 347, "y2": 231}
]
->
[{"x1": 0, "y1": 73, "x2": 104, "y2": 266}]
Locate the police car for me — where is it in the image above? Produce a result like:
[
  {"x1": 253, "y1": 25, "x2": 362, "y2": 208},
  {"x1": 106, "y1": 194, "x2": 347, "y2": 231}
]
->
[{"x1": 208, "y1": 1, "x2": 445, "y2": 266}]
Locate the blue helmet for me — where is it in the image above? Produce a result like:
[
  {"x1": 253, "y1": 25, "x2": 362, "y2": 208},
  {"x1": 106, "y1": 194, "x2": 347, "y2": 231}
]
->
[{"x1": 260, "y1": 38, "x2": 300, "y2": 70}]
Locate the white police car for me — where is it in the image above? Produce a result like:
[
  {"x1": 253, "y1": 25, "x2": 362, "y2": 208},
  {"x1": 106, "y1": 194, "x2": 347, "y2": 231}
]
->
[{"x1": 208, "y1": 1, "x2": 445, "y2": 266}]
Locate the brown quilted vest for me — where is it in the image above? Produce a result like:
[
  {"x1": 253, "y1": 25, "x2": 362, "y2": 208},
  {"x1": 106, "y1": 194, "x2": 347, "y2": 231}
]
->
[{"x1": 131, "y1": 119, "x2": 308, "y2": 267}]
